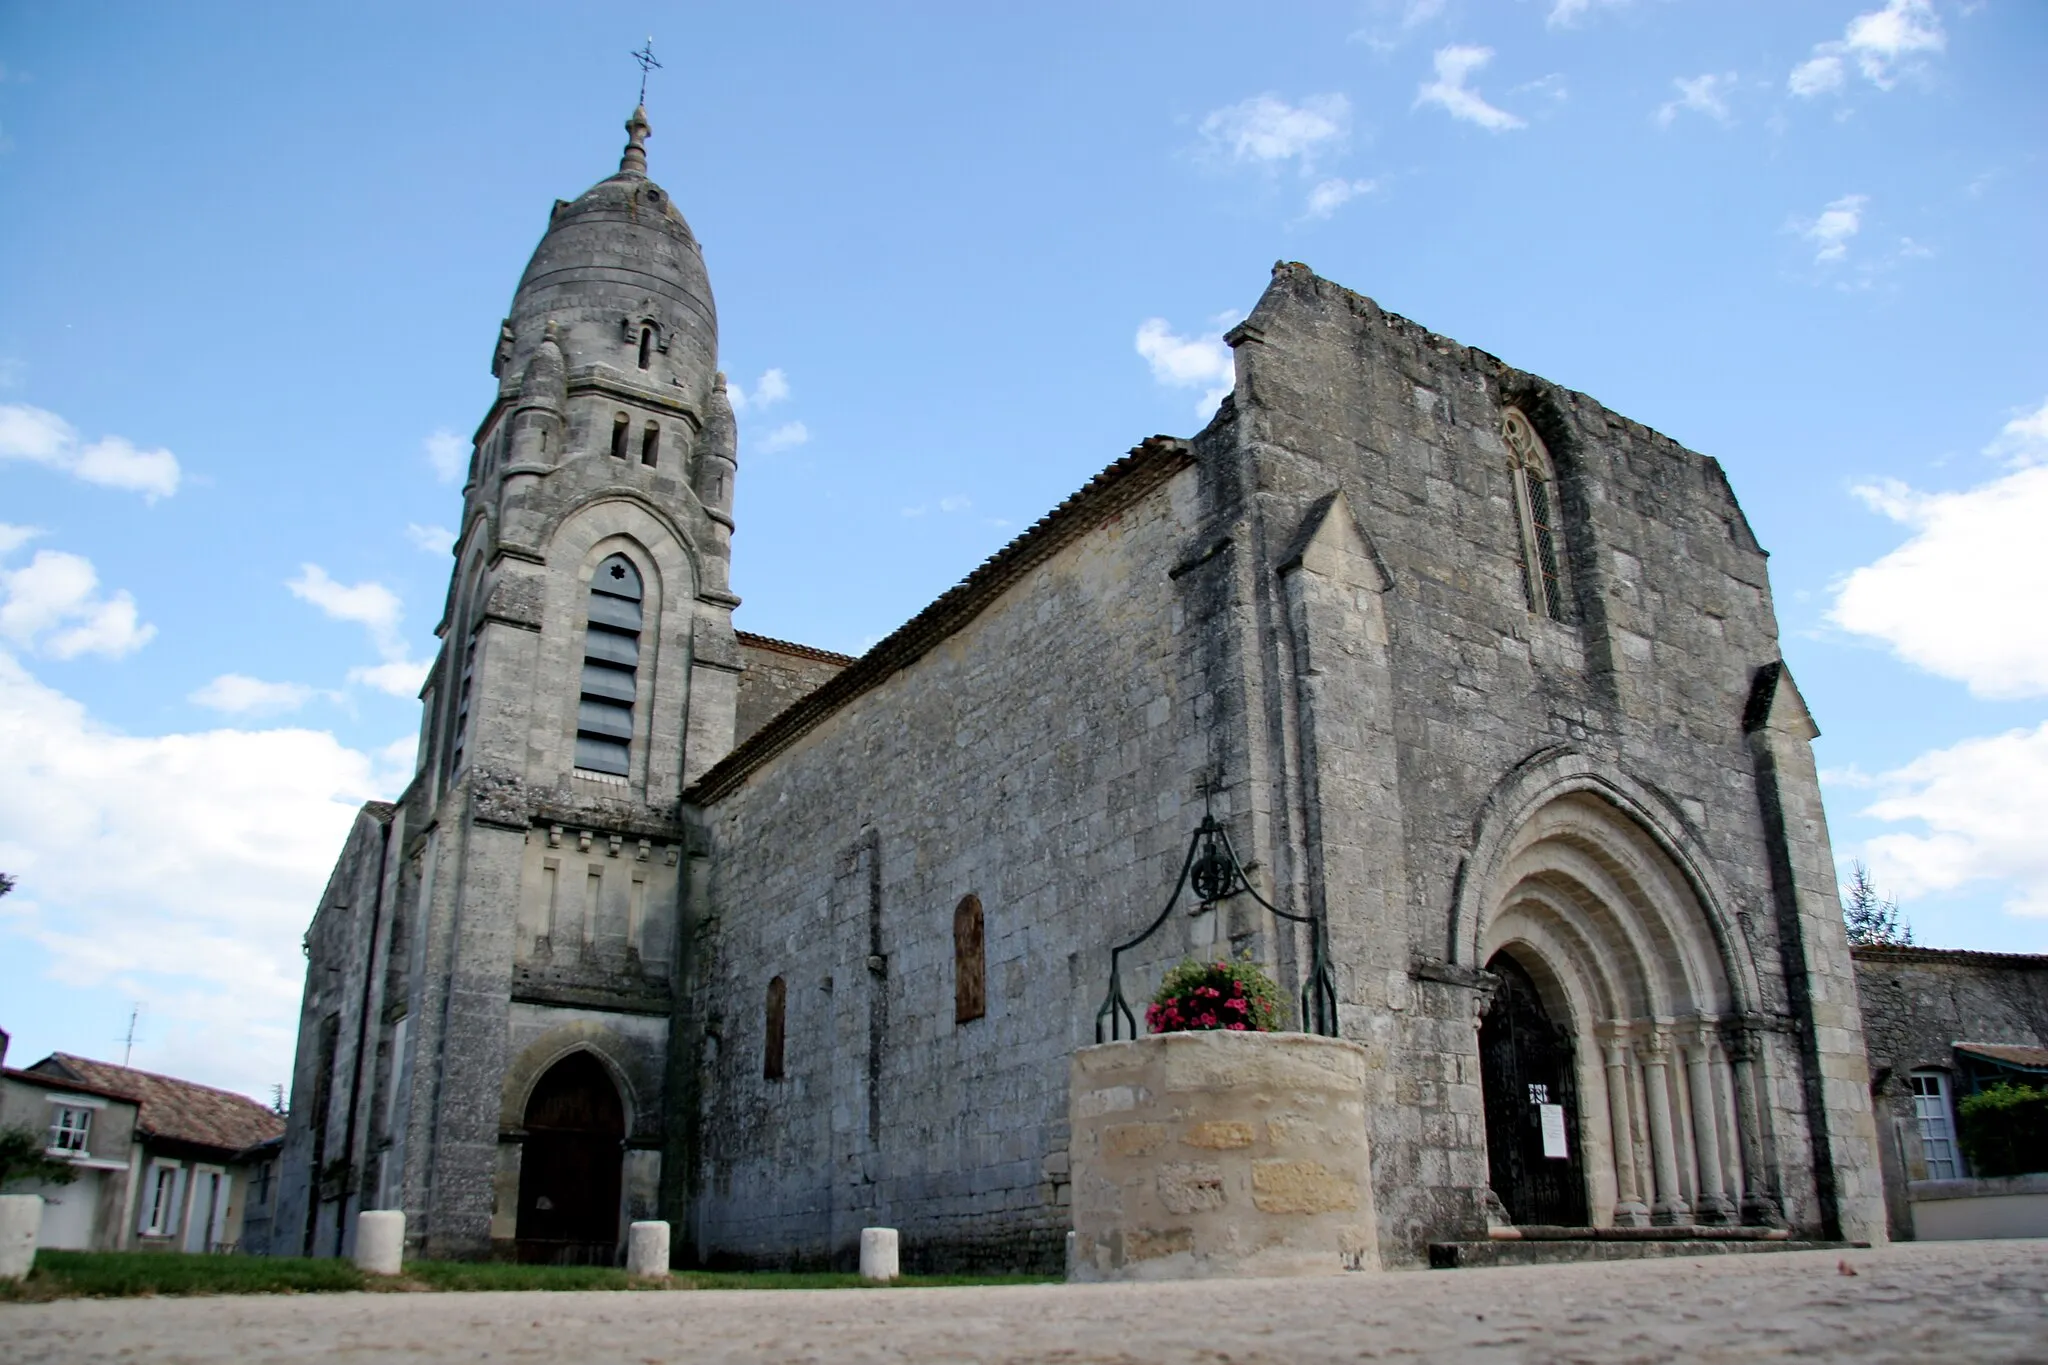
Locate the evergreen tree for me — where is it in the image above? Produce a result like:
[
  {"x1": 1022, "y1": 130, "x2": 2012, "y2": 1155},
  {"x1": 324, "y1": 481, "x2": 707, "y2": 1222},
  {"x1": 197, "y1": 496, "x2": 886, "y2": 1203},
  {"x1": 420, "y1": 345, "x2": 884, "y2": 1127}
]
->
[{"x1": 1842, "y1": 861, "x2": 1913, "y2": 946}]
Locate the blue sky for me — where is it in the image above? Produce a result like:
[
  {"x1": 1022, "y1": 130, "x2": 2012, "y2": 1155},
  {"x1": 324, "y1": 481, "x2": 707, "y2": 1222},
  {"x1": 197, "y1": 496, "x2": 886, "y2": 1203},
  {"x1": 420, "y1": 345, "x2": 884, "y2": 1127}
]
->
[{"x1": 1, "y1": 0, "x2": 2042, "y2": 1098}]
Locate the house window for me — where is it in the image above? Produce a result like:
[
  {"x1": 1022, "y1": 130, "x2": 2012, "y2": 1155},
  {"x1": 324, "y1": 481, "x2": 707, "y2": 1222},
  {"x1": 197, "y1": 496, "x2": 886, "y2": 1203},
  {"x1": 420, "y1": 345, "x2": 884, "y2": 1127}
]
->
[
  {"x1": 1909, "y1": 1070, "x2": 1963, "y2": 1179},
  {"x1": 574, "y1": 554, "x2": 643, "y2": 776},
  {"x1": 954, "y1": 894, "x2": 987, "y2": 1025},
  {"x1": 610, "y1": 413, "x2": 630, "y2": 460},
  {"x1": 251, "y1": 1160, "x2": 274, "y2": 1209},
  {"x1": 144, "y1": 1163, "x2": 180, "y2": 1236},
  {"x1": 764, "y1": 975, "x2": 787, "y2": 1081},
  {"x1": 46, "y1": 1104, "x2": 91, "y2": 1154},
  {"x1": 1503, "y1": 407, "x2": 1565, "y2": 622},
  {"x1": 640, "y1": 423, "x2": 659, "y2": 467}
]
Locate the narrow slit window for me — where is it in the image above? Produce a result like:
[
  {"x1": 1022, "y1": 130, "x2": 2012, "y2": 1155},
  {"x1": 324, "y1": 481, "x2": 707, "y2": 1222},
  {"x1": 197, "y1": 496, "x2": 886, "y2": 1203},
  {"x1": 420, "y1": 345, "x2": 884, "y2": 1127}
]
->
[
  {"x1": 449, "y1": 632, "x2": 478, "y2": 774},
  {"x1": 574, "y1": 554, "x2": 643, "y2": 776},
  {"x1": 637, "y1": 325, "x2": 654, "y2": 370},
  {"x1": 1504, "y1": 408, "x2": 1566, "y2": 622},
  {"x1": 764, "y1": 976, "x2": 787, "y2": 1080},
  {"x1": 641, "y1": 423, "x2": 659, "y2": 467},
  {"x1": 610, "y1": 413, "x2": 630, "y2": 460},
  {"x1": 954, "y1": 894, "x2": 987, "y2": 1024}
]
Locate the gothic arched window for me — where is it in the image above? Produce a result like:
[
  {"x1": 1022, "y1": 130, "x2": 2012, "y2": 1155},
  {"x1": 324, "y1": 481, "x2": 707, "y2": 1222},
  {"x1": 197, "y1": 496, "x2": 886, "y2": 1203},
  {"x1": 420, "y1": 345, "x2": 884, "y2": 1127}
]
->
[
  {"x1": 764, "y1": 976, "x2": 787, "y2": 1081},
  {"x1": 574, "y1": 554, "x2": 643, "y2": 776},
  {"x1": 954, "y1": 894, "x2": 986, "y2": 1025},
  {"x1": 1504, "y1": 408, "x2": 1566, "y2": 622},
  {"x1": 637, "y1": 325, "x2": 654, "y2": 370}
]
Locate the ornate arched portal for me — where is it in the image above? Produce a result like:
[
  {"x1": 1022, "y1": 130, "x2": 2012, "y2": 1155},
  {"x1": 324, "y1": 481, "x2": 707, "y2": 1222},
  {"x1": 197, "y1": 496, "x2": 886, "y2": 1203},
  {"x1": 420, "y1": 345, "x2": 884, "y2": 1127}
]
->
[
  {"x1": 1470, "y1": 788, "x2": 1769, "y2": 1228},
  {"x1": 514, "y1": 1050, "x2": 625, "y2": 1263}
]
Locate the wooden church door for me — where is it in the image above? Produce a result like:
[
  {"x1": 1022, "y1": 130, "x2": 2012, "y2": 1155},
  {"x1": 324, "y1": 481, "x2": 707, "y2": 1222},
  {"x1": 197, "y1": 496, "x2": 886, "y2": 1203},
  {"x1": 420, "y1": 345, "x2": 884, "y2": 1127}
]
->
[
  {"x1": 1479, "y1": 952, "x2": 1589, "y2": 1227},
  {"x1": 515, "y1": 1051, "x2": 626, "y2": 1264}
]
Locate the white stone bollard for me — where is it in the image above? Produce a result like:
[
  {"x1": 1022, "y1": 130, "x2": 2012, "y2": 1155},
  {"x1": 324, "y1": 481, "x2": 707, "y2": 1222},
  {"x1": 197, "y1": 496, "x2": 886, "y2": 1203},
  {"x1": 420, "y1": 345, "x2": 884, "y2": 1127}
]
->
[
  {"x1": 353, "y1": 1209, "x2": 405, "y2": 1276},
  {"x1": 627, "y1": 1220, "x2": 671, "y2": 1278},
  {"x1": 859, "y1": 1226, "x2": 899, "y2": 1282},
  {"x1": 0, "y1": 1195, "x2": 42, "y2": 1281}
]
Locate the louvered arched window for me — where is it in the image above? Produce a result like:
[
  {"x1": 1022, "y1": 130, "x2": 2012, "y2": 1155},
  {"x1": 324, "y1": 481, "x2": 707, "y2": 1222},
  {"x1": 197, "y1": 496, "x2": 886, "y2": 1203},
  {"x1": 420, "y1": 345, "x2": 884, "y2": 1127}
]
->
[
  {"x1": 1504, "y1": 408, "x2": 1565, "y2": 621},
  {"x1": 575, "y1": 554, "x2": 643, "y2": 776}
]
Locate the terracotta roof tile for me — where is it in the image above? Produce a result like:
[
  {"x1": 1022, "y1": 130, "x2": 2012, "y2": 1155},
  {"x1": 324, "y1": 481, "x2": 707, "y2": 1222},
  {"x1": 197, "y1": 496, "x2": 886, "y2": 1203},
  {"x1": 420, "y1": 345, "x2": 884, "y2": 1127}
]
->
[
  {"x1": 35, "y1": 1054, "x2": 284, "y2": 1153},
  {"x1": 1953, "y1": 1043, "x2": 2048, "y2": 1072}
]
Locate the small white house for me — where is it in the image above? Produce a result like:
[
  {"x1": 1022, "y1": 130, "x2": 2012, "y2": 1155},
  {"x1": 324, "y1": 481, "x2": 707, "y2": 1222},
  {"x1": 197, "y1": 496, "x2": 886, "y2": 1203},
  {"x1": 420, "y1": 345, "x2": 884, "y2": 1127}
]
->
[{"x1": 1, "y1": 1028, "x2": 285, "y2": 1253}]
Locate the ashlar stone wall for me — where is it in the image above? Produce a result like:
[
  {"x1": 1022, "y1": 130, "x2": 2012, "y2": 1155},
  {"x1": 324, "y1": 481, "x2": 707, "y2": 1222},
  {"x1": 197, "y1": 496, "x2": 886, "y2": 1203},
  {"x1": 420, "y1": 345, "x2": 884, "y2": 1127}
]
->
[{"x1": 689, "y1": 459, "x2": 1224, "y2": 1271}]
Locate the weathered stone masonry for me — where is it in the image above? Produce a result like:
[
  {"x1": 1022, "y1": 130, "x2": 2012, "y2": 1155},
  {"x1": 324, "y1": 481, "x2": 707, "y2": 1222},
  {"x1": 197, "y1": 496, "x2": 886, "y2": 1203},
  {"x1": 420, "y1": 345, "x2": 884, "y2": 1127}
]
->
[{"x1": 280, "y1": 110, "x2": 1888, "y2": 1273}]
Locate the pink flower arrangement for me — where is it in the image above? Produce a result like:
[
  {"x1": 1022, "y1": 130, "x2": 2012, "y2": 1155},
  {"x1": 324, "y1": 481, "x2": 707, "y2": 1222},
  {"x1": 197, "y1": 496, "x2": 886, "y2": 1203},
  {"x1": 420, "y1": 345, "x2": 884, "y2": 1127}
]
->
[{"x1": 1146, "y1": 956, "x2": 1281, "y2": 1034}]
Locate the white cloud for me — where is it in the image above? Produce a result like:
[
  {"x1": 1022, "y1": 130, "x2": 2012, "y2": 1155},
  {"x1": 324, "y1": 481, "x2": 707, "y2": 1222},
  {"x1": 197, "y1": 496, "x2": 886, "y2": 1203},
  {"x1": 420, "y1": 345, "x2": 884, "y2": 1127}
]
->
[
  {"x1": 756, "y1": 420, "x2": 810, "y2": 454},
  {"x1": 0, "y1": 549, "x2": 155, "y2": 660},
  {"x1": 1136, "y1": 318, "x2": 1236, "y2": 418},
  {"x1": 1789, "y1": 53, "x2": 1845, "y2": 98},
  {"x1": 1791, "y1": 0, "x2": 1944, "y2": 97},
  {"x1": 1199, "y1": 93, "x2": 1351, "y2": 172},
  {"x1": 728, "y1": 368, "x2": 791, "y2": 414},
  {"x1": 348, "y1": 659, "x2": 431, "y2": 699},
  {"x1": 288, "y1": 564, "x2": 404, "y2": 655},
  {"x1": 1830, "y1": 467, "x2": 2048, "y2": 700},
  {"x1": 1415, "y1": 46, "x2": 1525, "y2": 132},
  {"x1": 0, "y1": 403, "x2": 181, "y2": 500},
  {"x1": 1304, "y1": 177, "x2": 1378, "y2": 219},
  {"x1": 1986, "y1": 396, "x2": 2048, "y2": 467},
  {"x1": 0, "y1": 650, "x2": 403, "y2": 1096},
  {"x1": 1796, "y1": 193, "x2": 1868, "y2": 263},
  {"x1": 189, "y1": 673, "x2": 318, "y2": 716},
  {"x1": 1855, "y1": 722, "x2": 2048, "y2": 919},
  {"x1": 288, "y1": 564, "x2": 427, "y2": 695},
  {"x1": 406, "y1": 522, "x2": 455, "y2": 556},
  {"x1": 1657, "y1": 73, "x2": 1737, "y2": 127},
  {"x1": 423, "y1": 428, "x2": 467, "y2": 482},
  {"x1": 0, "y1": 523, "x2": 37, "y2": 556},
  {"x1": 1548, "y1": 0, "x2": 1630, "y2": 27}
]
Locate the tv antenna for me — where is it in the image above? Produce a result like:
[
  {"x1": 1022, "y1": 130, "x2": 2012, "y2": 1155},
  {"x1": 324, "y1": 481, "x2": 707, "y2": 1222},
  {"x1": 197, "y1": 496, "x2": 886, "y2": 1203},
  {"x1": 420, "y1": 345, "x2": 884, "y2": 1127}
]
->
[
  {"x1": 120, "y1": 1004, "x2": 141, "y2": 1067},
  {"x1": 631, "y1": 37, "x2": 662, "y2": 106}
]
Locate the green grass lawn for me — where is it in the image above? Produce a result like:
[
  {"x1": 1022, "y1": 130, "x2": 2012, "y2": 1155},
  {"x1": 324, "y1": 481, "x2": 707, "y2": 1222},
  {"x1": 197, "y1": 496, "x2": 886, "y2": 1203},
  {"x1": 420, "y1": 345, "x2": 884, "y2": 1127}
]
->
[{"x1": 0, "y1": 1250, "x2": 1057, "y2": 1302}]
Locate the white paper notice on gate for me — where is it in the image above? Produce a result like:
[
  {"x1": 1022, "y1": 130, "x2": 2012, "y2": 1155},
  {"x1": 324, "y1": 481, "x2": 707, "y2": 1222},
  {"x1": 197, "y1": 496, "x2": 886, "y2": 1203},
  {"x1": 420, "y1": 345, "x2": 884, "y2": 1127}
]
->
[{"x1": 1539, "y1": 1103, "x2": 1568, "y2": 1159}]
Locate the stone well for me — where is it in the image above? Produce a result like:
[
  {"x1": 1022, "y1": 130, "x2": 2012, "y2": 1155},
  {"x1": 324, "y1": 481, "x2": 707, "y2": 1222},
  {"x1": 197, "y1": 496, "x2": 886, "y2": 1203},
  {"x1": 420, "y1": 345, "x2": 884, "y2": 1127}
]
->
[{"x1": 1068, "y1": 1030, "x2": 1379, "y2": 1280}]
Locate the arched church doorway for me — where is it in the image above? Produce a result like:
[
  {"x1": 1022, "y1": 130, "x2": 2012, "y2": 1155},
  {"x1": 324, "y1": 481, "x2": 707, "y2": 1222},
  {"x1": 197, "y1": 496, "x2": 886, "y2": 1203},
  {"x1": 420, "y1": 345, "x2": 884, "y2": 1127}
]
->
[
  {"x1": 1463, "y1": 785, "x2": 1771, "y2": 1232},
  {"x1": 1479, "y1": 951, "x2": 1588, "y2": 1227},
  {"x1": 515, "y1": 1051, "x2": 625, "y2": 1265}
]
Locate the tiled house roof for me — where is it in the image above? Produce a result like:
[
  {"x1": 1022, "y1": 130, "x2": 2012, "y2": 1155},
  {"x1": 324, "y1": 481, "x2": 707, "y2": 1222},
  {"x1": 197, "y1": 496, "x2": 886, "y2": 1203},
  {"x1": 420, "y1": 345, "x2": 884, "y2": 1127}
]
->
[{"x1": 32, "y1": 1054, "x2": 284, "y2": 1154}]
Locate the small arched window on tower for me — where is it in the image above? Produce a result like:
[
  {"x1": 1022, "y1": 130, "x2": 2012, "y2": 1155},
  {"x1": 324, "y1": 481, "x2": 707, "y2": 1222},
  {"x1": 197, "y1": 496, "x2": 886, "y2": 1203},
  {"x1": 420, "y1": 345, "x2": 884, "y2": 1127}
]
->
[
  {"x1": 1504, "y1": 408, "x2": 1566, "y2": 622},
  {"x1": 954, "y1": 894, "x2": 987, "y2": 1025},
  {"x1": 610, "y1": 413, "x2": 630, "y2": 460},
  {"x1": 640, "y1": 423, "x2": 659, "y2": 468},
  {"x1": 574, "y1": 555, "x2": 642, "y2": 776},
  {"x1": 764, "y1": 976, "x2": 787, "y2": 1081},
  {"x1": 637, "y1": 325, "x2": 655, "y2": 370}
]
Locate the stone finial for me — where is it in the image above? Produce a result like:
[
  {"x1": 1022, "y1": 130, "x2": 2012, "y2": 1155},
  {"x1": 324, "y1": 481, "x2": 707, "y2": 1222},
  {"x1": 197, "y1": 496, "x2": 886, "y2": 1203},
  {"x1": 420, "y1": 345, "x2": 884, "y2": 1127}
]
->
[{"x1": 621, "y1": 105, "x2": 652, "y2": 177}]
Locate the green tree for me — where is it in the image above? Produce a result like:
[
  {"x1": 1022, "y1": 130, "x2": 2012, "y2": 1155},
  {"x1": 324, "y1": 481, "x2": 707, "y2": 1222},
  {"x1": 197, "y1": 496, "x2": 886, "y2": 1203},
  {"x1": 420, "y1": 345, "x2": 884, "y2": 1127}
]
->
[
  {"x1": 0, "y1": 1125, "x2": 78, "y2": 1190},
  {"x1": 1842, "y1": 861, "x2": 1912, "y2": 947}
]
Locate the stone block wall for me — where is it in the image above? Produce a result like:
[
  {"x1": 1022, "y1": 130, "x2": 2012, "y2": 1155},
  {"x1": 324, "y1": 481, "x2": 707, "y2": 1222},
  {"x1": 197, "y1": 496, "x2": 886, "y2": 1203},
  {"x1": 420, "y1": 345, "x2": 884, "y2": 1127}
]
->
[
  {"x1": 734, "y1": 634, "x2": 851, "y2": 746},
  {"x1": 689, "y1": 458, "x2": 1224, "y2": 1270},
  {"x1": 1854, "y1": 945, "x2": 2048, "y2": 1238}
]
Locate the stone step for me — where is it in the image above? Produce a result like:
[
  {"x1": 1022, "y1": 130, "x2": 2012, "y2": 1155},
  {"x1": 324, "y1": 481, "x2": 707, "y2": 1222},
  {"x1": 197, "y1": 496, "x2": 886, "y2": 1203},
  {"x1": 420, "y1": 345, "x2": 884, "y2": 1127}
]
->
[{"x1": 1428, "y1": 1238, "x2": 1861, "y2": 1269}]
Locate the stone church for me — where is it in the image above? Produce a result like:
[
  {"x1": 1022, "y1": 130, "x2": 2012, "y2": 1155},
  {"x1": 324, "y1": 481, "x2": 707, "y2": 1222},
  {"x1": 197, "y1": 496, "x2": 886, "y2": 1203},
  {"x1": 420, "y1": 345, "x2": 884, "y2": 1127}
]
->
[{"x1": 276, "y1": 106, "x2": 1888, "y2": 1270}]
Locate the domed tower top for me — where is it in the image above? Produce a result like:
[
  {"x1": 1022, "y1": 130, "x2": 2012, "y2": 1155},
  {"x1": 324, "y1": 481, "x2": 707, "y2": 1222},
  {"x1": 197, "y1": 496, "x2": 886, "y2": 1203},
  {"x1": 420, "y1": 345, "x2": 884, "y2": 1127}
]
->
[{"x1": 494, "y1": 105, "x2": 717, "y2": 406}]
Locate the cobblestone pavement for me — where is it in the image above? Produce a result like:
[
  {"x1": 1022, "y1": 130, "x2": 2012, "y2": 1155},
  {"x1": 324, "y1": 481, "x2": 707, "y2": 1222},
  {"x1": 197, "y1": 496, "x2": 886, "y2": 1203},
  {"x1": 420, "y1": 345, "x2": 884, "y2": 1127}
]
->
[{"x1": 4, "y1": 1241, "x2": 2045, "y2": 1364}]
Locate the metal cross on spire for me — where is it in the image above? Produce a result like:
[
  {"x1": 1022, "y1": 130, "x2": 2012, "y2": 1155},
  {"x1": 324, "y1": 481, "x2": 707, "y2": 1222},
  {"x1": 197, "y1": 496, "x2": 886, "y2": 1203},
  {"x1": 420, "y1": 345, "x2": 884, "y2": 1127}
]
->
[{"x1": 631, "y1": 36, "x2": 662, "y2": 106}]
